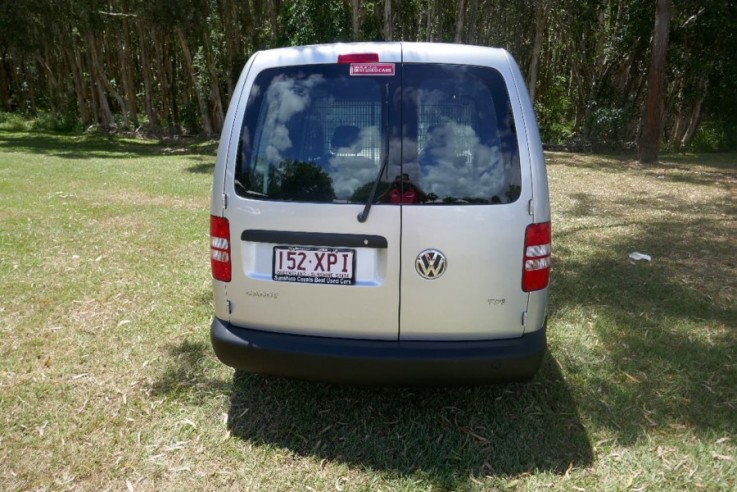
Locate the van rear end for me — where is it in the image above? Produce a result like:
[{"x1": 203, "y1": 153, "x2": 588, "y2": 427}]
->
[{"x1": 210, "y1": 42, "x2": 550, "y2": 384}]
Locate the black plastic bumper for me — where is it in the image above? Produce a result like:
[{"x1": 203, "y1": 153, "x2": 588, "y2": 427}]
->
[{"x1": 211, "y1": 317, "x2": 546, "y2": 385}]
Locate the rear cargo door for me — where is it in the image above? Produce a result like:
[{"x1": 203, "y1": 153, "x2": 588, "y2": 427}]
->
[
  {"x1": 224, "y1": 46, "x2": 403, "y2": 340},
  {"x1": 398, "y1": 55, "x2": 533, "y2": 340}
]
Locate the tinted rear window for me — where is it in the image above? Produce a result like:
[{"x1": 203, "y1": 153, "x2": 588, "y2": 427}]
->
[{"x1": 235, "y1": 63, "x2": 520, "y2": 205}]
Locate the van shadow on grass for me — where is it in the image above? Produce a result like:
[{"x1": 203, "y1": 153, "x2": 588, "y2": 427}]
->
[
  {"x1": 150, "y1": 340, "x2": 231, "y2": 403},
  {"x1": 227, "y1": 357, "x2": 593, "y2": 488}
]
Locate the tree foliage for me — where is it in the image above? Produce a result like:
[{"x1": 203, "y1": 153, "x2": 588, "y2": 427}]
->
[{"x1": 1, "y1": 0, "x2": 735, "y2": 151}]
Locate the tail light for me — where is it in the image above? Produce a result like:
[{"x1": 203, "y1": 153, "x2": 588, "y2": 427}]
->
[
  {"x1": 522, "y1": 222, "x2": 551, "y2": 292},
  {"x1": 210, "y1": 216, "x2": 231, "y2": 282}
]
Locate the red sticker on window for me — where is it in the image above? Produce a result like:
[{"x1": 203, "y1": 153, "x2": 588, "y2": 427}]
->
[{"x1": 350, "y1": 63, "x2": 395, "y2": 76}]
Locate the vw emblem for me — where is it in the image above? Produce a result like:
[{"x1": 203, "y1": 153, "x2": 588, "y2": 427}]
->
[{"x1": 415, "y1": 249, "x2": 447, "y2": 280}]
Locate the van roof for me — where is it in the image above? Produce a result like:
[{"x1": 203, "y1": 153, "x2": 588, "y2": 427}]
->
[{"x1": 249, "y1": 42, "x2": 512, "y2": 69}]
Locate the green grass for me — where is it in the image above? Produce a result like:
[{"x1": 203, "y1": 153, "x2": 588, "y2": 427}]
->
[{"x1": 1, "y1": 131, "x2": 735, "y2": 490}]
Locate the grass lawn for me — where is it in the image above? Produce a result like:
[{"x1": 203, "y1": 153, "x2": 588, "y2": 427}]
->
[{"x1": 1, "y1": 131, "x2": 735, "y2": 491}]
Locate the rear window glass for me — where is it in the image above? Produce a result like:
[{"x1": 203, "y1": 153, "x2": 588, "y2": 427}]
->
[
  {"x1": 235, "y1": 63, "x2": 520, "y2": 205},
  {"x1": 404, "y1": 64, "x2": 521, "y2": 204},
  {"x1": 235, "y1": 64, "x2": 388, "y2": 204}
]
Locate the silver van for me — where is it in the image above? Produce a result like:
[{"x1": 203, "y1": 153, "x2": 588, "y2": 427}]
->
[{"x1": 209, "y1": 42, "x2": 551, "y2": 384}]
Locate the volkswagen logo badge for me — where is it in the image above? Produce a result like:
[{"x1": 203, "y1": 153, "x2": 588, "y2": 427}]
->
[{"x1": 415, "y1": 249, "x2": 447, "y2": 280}]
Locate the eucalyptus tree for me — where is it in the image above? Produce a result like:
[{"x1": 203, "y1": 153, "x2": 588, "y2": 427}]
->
[
  {"x1": 0, "y1": 0, "x2": 734, "y2": 151},
  {"x1": 639, "y1": 0, "x2": 673, "y2": 163}
]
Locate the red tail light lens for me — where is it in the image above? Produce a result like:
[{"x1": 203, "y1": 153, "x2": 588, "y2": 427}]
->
[
  {"x1": 522, "y1": 222, "x2": 551, "y2": 292},
  {"x1": 210, "y1": 216, "x2": 231, "y2": 282},
  {"x1": 337, "y1": 53, "x2": 379, "y2": 64}
]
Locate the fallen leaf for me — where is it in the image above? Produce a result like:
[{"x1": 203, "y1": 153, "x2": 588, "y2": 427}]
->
[{"x1": 622, "y1": 371, "x2": 640, "y2": 383}]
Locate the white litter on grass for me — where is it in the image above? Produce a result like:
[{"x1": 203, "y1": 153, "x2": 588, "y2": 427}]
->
[{"x1": 629, "y1": 252, "x2": 652, "y2": 262}]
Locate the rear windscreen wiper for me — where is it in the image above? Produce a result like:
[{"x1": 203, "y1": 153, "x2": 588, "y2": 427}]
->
[
  {"x1": 235, "y1": 179, "x2": 268, "y2": 198},
  {"x1": 358, "y1": 84, "x2": 390, "y2": 223}
]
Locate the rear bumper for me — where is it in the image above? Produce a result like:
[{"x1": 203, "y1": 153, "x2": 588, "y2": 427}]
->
[{"x1": 211, "y1": 318, "x2": 547, "y2": 385}]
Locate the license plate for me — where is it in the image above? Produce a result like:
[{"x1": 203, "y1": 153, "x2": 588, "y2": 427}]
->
[{"x1": 273, "y1": 246, "x2": 355, "y2": 285}]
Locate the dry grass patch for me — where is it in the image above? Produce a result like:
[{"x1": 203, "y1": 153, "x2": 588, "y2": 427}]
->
[{"x1": 94, "y1": 188, "x2": 208, "y2": 211}]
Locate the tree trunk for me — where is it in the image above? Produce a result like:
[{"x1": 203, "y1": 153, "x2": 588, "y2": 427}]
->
[
  {"x1": 527, "y1": 1, "x2": 548, "y2": 102},
  {"x1": 20, "y1": 59, "x2": 37, "y2": 116},
  {"x1": 0, "y1": 51, "x2": 11, "y2": 111},
  {"x1": 680, "y1": 96, "x2": 704, "y2": 148},
  {"x1": 135, "y1": 20, "x2": 159, "y2": 129},
  {"x1": 152, "y1": 29, "x2": 174, "y2": 132},
  {"x1": 222, "y1": 0, "x2": 244, "y2": 99},
  {"x1": 466, "y1": 0, "x2": 479, "y2": 44},
  {"x1": 454, "y1": 0, "x2": 466, "y2": 43},
  {"x1": 671, "y1": 77, "x2": 707, "y2": 148},
  {"x1": 62, "y1": 44, "x2": 91, "y2": 127},
  {"x1": 203, "y1": 29, "x2": 225, "y2": 133},
  {"x1": 36, "y1": 52, "x2": 58, "y2": 115},
  {"x1": 176, "y1": 27, "x2": 213, "y2": 136},
  {"x1": 92, "y1": 73, "x2": 114, "y2": 127},
  {"x1": 350, "y1": 0, "x2": 361, "y2": 40},
  {"x1": 638, "y1": 0, "x2": 672, "y2": 164},
  {"x1": 87, "y1": 31, "x2": 129, "y2": 129},
  {"x1": 571, "y1": 60, "x2": 585, "y2": 135},
  {"x1": 383, "y1": 0, "x2": 393, "y2": 41},
  {"x1": 267, "y1": 0, "x2": 281, "y2": 44},
  {"x1": 426, "y1": 0, "x2": 435, "y2": 41},
  {"x1": 170, "y1": 50, "x2": 180, "y2": 132},
  {"x1": 245, "y1": 0, "x2": 261, "y2": 51},
  {"x1": 120, "y1": 17, "x2": 139, "y2": 128}
]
